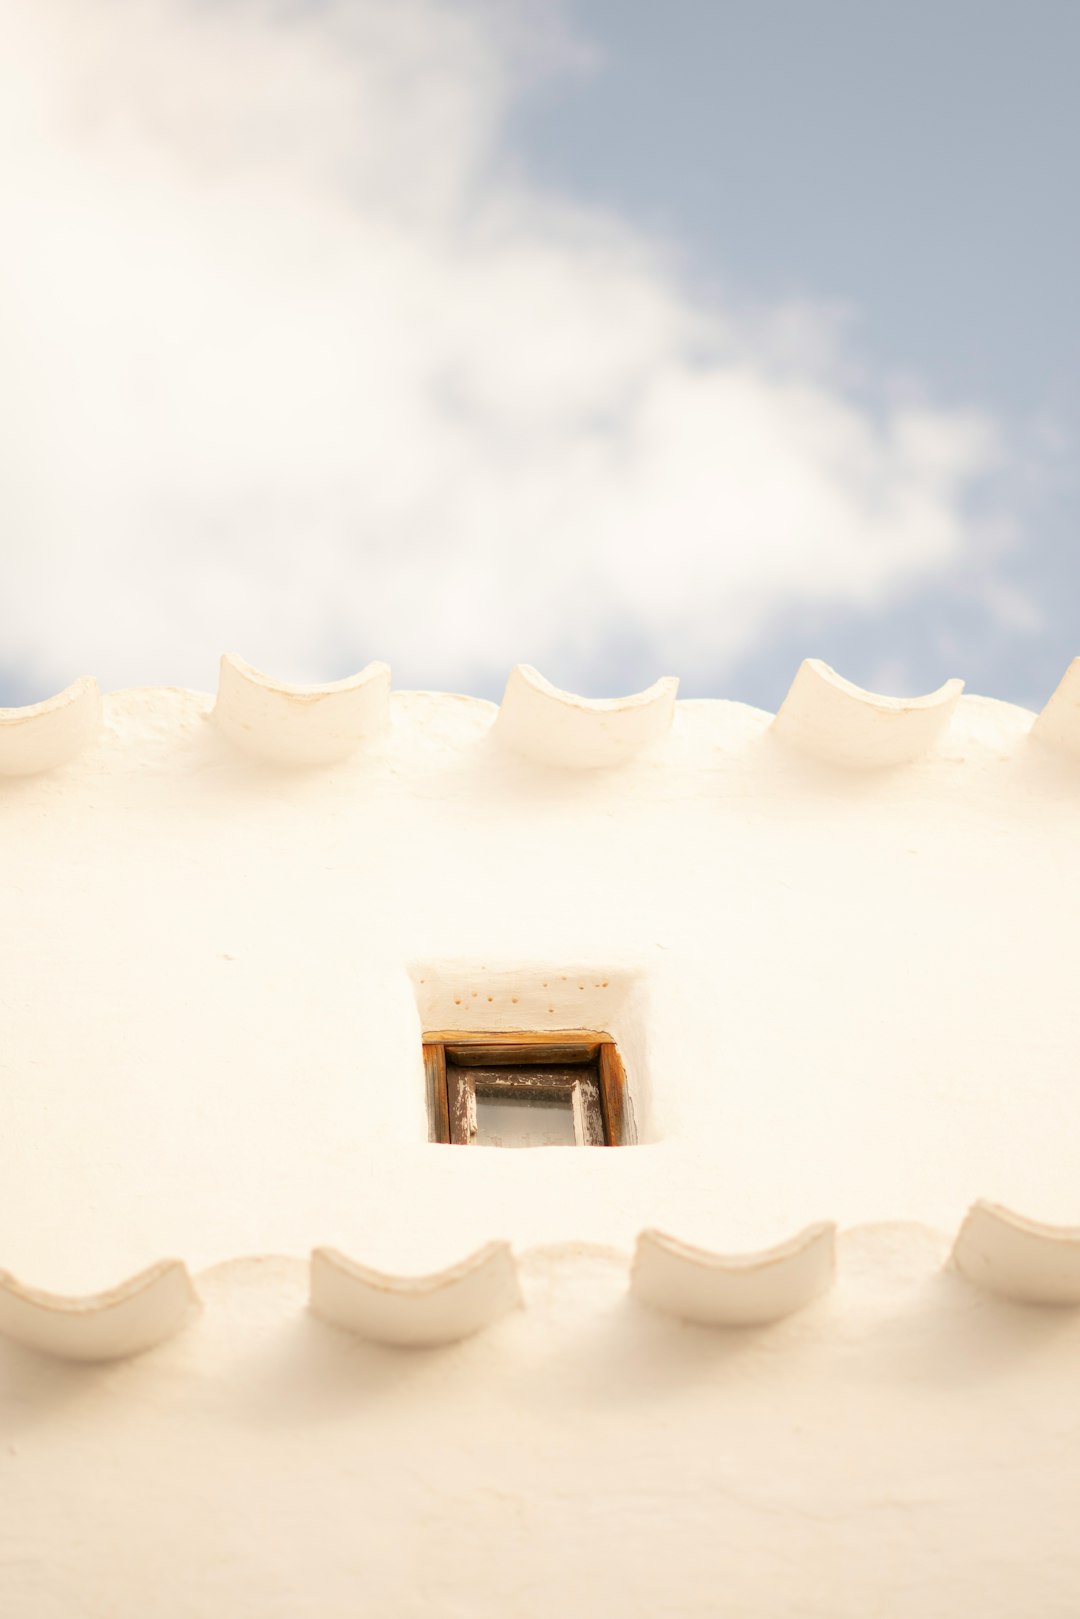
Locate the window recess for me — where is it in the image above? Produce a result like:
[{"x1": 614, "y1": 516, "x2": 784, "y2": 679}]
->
[{"x1": 423, "y1": 1032, "x2": 630, "y2": 1147}]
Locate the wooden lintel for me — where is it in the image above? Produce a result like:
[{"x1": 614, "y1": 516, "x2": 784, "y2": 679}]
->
[{"x1": 424, "y1": 1028, "x2": 614, "y2": 1047}]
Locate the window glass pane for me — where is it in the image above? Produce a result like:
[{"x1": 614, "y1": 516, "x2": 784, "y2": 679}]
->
[{"x1": 474, "y1": 1089, "x2": 577, "y2": 1148}]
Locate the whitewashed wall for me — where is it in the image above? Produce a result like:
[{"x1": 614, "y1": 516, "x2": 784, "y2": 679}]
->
[{"x1": 2, "y1": 660, "x2": 1080, "y2": 1616}]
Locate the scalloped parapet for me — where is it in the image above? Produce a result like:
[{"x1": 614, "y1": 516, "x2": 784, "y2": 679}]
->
[
  {"x1": 0, "y1": 1259, "x2": 198, "y2": 1360},
  {"x1": 494, "y1": 664, "x2": 678, "y2": 769},
  {"x1": 1032, "y1": 658, "x2": 1080, "y2": 758},
  {"x1": 0, "y1": 676, "x2": 102, "y2": 777},
  {"x1": 631, "y1": 1223, "x2": 836, "y2": 1326},
  {"x1": 309, "y1": 1242, "x2": 521, "y2": 1347},
  {"x1": 951, "y1": 1201, "x2": 1080, "y2": 1305},
  {"x1": 773, "y1": 659, "x2": 963, "y2": 768},
  {"x1": 212, "y1": 654, "x2": 391, "y2": 766}
]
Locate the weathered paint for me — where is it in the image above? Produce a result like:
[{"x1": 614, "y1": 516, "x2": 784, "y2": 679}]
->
[
  {"x1": 0, "y1": 675, "x2": 102, "y2": 776},
  {"x1": 310, "y1": 1240, "x2": 520, "y2": 1346},
  {"x1": 0, "y1": 1259, "x2": 197, "y2": 1360},
  {"x1": 631, "y1": 1222, "x2": 836, "y2": 1325},
  {"x1": 951, "y1": 1200, "x2": 1080, "y2": 1304},
  {"x1": 773, "y1": 657, "x2": 963, "y2": 767},
  {"x1": 495, "y1": 663, "x2": 678, "y2": 767},
  {"x1": 1033, "y1": 656, "x2": 1080, "y2": 758},
  {"x1": 213, "y1": 653, "x2": 392, "y2": 764}
]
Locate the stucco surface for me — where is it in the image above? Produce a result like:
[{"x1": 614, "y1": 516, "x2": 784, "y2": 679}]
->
[
  {"x1": 4, "y1": 1233, "x2": 1080, "y2": 1618},
  {"x1": 4, "y1": 670, "x2": 1080, "y2": 1612},
  {"x1": 2, "y1": 680, "x2": 1079, "y2": 1291}
]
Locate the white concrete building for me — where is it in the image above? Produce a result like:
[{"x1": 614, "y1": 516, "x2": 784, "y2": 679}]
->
[{"x1": 3, "y1": 654, "x2": 1080, "y2": 1616}]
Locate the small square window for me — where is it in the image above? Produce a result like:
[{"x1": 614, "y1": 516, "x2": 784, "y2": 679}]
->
[{"x1": 424, "y1": 1034, "x2": 629, "y2": 1146}]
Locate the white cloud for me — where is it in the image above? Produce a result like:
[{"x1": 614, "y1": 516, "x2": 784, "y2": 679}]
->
[{"x1": 0, "y1": 0, "x2": 998, "y2": 698}]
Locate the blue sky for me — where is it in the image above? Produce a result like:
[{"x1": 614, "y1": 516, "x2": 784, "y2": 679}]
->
[
  {"x1": 1, "y1": 0, "x2": 1076, "y2": 711},
  {"x1": 509, "y1": 0, "x2": 1080, "y2": 709}
]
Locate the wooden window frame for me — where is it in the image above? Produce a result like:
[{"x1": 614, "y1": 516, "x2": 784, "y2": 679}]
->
[
  {"x1": 450, "y1": 1066, "x2": 605, "y2": 1148},
  {"x1": 423, "y1": 1030, "x2": 630, "y2": 1147}
]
